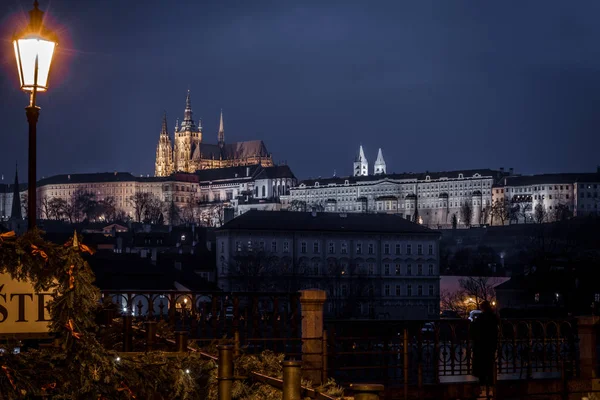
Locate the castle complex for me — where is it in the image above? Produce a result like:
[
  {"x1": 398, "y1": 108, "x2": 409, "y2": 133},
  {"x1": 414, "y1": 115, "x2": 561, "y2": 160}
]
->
[{"x1": 155, "y1": 91, "x2": 273, "y2": 177}]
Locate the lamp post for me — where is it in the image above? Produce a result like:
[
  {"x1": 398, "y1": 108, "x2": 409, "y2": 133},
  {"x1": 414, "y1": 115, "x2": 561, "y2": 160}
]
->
[{"x1": 13, "y1": 0, "x2": 57, "y2": 230}]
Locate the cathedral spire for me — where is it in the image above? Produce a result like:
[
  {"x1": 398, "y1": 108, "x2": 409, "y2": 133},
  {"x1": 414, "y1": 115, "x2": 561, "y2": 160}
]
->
[
  {"x1": 160, "y1": 111, "x2": 168, "y2": 136},
  {"x1": 11, "y1": 163, "x2": 22, "y2": 220},
  {"x1": 353, "y1": 145, "x2": 368, "y2": 176},
  {"x1": 374, "y1": 148, "x2": 386, "y2": 175},
  {"x1": 218, "y1": 109, "x2": 224, "y2": 148},
  {"x1": 180, "y1": 89, "x2": 197, "y2": 131}
]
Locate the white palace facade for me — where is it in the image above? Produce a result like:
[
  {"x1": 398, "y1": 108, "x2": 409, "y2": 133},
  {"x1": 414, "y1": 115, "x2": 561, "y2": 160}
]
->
[{"x1": 284, "y1": 146, "x2": 508, "y2": 228}]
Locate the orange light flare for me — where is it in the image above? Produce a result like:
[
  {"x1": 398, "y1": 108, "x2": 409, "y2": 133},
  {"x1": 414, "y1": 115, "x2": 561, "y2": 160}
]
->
[{"x1": 2, "y1": 2, "x2": 81, "y2": 98}]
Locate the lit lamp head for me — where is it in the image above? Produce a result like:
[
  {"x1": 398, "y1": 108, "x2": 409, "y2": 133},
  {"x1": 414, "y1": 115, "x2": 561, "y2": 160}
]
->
[{"x1": 13, "y1": 1, "x2": 58, "y2": 93}]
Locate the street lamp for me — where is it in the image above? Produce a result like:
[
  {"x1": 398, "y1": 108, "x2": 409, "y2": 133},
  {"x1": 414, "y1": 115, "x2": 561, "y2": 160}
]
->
[{"x1": 13, "y1": 0, "x2": 57, "y2": 230}]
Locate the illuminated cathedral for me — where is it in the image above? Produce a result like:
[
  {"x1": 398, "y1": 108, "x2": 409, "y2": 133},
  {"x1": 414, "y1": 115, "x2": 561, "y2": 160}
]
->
[{"x1": 155, "y1": 91, "x2": 273, "y2": 177}]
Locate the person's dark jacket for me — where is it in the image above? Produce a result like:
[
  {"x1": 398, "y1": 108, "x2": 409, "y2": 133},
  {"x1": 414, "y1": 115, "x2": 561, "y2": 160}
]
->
[{"x1": 471, "y1": 310, "x2": 499, "y2": 385}]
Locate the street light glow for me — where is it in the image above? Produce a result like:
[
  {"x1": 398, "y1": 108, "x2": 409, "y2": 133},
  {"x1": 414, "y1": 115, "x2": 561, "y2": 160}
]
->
[
  {"x1": 13, "y1": 1, "x2": 58, "y2": 93},
  {"x1": 13, "y1": 37, "x2": 56, "y2": 91}
]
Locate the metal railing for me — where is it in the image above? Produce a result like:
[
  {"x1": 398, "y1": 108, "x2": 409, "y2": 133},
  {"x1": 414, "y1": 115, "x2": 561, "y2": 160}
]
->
[
  {"x1": 100, "y1": 290, "x2": 302, "y2": 355},
  {"x1": 324, "y1": 318, "x2": 579, "y2": 386}
]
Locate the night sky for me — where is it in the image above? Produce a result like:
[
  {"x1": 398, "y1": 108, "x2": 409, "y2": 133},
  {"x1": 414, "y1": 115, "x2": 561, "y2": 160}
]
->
[{"x1": 1, "y1": 0, "x2": 600, "y2": 182}]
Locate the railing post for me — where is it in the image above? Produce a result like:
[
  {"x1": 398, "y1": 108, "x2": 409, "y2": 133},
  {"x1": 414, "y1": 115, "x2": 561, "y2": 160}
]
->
[
  {"x1": 322, "y1": 329, "x2": 328, "y2": 384},
  {"x1": 577, "y1": 316, "x2": 599, "y2": 379},
  {"x1": 103, "y1": 307, "x2": 115, "y2": 327},
  {"x1": 234, "y1": 330, "x2": 240, "y2": 358},
  {"x1": 174, "y1": 331, "x2": 189, "y2": 352},
  {"x1": 403, "y1": 328, "x2": 409, "y2": 400},
  {"x1": 122, "y1": 314, "x2": 132, "y2": 352},
  {"x1": 282, "y1": 360, "x2": 302, "y2": 400},
  {"x1": 145, "y1": 320, "x2": 157, "y2": 352},
  {"x1": 217, "y1": 344, "x2": 234, "y2": 400},
  {"x1": 350, "y1": 383, "x2": 384, "y2": 400},
  {"x1": 299, "y1": 289, "x2": 327, "y2": 385}
]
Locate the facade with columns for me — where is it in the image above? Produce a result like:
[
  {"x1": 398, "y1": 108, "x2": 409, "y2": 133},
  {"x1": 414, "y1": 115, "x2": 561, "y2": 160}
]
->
[{"x1": 155, "y1": 91, "x2": 274, "y2": 177}]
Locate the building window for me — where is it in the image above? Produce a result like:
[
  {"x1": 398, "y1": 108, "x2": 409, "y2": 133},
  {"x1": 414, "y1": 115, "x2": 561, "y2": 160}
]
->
[
  {"x1": 368, "y1": 264, "x2": 374, "y2": 275},
  {"x1": 384, "y1": 264, "x2": 390, "y2": 275},
  {"x1": 271, "y1": 241, "x2": 277, "y2": 253},
  {"x1": 236, "y1": 241, "x2": 241, "y2": 252},
  {"x1": 395, "y1": 264, "x2": 401, "y2": 276},
  {"x1": 418, "y1": 285, "x2": 423, "y2": 296},
  {"x1": 312, "y1": 262, "x2": 320, "y2": 275},
  {"x1": 384, "y1": 284, "x2": 390, "y2": 296},
  {"x1": 406, "y1": 244, "x2": 412, "y2": 255},
  {"x1": 341, "y1": 285, "x2": 348, "y2": 297},
  {"x1": 328, "y1": 242, "x2": 335, "y2": 254},
  {"x1": 259, "y1": 241, "x2": 265, "y2": 251},
  {"x1": 368, "y1": 243, "x2": 374, "y2": 255},
  {"x1": 262, "y1": 186, "x2": 266, "y2": 197},
  {"x1": 283, "y1": 241, "x2": 290, "y2": 253},
  {"x1": 595, "y1": 293, "x2": 600, "y2": 303},
  {"x1": 356, "y1": 243, "x2": 362, "y2": 255},
  {"x1": 395, "y1": 244, "x2": 401, "y2": 255},
  {"x1": 428, "y1": 264, "x2": 434, "y2": 276},
  {"x1": 417, "y1": 264, "x2": 423, "y2": 276},
  {"x1": 407, "y1": 285, "x2": 412, "y2": 296},
  {"x1": 534, "y1": 293, "x2": 540, "y2": 303},
  {"x1": 428, "y1": 244, "x2": 433, "y2": 255},
  {"x1": 417, "y1": 244, "x2": 423, "y2": 255},
  {"x1": 407, "y1": 265, "x2": 412, "y2": 276},
  {"x1": 384, "y1": 243, "x2": 390, "y2": 255},
  {"x1": 220, "y1": 241, "x2": 225, "y2": 253},
  {"x1": 313, "y1": 242, "x2": 320, "y2": 253},
  {"x1": 428, "y1": 285, "x2": 434, "y2": 296},
  {"x1": 395, "y1": 285, "x2": 401, "y2": 296},
  {"x1": 301, "y1": 242, "x2": 307, "y2": 253},
  {"x1": 341, "y1": 243, "x2": 348, "y2": 254}
]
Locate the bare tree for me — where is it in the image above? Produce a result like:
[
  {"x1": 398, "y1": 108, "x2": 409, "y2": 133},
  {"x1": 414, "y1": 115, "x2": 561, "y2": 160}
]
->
[
  {"x1": 515, "y1": 201, "x2": 532, "y2": 224},
  {"x1": 480, "y1": 205, "x2": 491, "y2": 225},
  {"x1": 48, "y1": 197, "x2": 67, "y2": 220},
  {"x1": 63, "y1": 200, "x2": 77, "y2": 223},
  {"x1": 288, "y1": 200, "x2": 308, "y2": 212},
  {"x1": 128, "y1": 192, "x2": 153, "y2": 222},
  {"x1": 441, "y1": 277, "x2": 500, "y2": 317},
  {"x1": 491, "y1": 199, "x2": 509, "y2": 226},
  {"x1": 97, "y1": 196, "x2": 117, "y2": 222},
  {"x1": 451, "y1": 213, "x2": 458, "y2": 229},
  {"x1": 144, "y1": 196, "x2": 164, "y2": 224},
  {"x1": 72, "y1": 189, "x2": 97, "y2": 221},
  {"x1": 40, "y1": 196, "x2": 51, "y2": 220},
  {"x1": 460, "y1": 201, "x2": 473, "y2": 228},
  {"x1": 552, "y1": 203, "x2": 571, "y2": 222},
  {"x1": 533, "y1": 202, "x2": 547, "y2": 224},
  {"x1": 167, "y1": 200, "x2": 181, "y2": 226}
]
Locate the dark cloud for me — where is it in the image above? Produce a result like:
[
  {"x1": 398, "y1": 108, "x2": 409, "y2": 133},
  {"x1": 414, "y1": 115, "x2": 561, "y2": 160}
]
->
[{"x1": 0, "y1": 0, "x2": 599, "y2": 182}]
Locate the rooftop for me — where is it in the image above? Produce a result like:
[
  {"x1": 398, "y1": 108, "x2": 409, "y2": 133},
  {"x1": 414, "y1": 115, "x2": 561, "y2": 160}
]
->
[{"x1": 218, "y1": 210, "x2": 439, "y2": 235}]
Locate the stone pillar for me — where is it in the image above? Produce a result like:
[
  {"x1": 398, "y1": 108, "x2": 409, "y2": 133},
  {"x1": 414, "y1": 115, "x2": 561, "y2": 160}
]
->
[
  {"x1": 299, "y1": 289, "x2": 327, "y2": 385},
  {"x1": 577, "y1": 316, "x2": 599, "y2": 379}
]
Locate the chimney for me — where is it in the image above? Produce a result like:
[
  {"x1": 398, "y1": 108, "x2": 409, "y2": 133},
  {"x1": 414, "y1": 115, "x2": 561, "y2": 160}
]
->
[
  {"x1": 499, "y1": 167, "x2": 504, "y2": 173},
  {"x1": 509, "y1": 167, "x2": 514, "y2": 175}
]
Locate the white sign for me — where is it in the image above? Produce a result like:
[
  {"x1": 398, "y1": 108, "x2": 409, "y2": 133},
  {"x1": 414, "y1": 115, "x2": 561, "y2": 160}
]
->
[{"x1": 0, "y1": 273, "x2": 52, "y2": 336}]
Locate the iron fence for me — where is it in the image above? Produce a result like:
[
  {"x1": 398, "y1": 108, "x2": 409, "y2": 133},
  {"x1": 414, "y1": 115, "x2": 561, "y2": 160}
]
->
[{"x1": 324, "y1": 318, "x2": 579, "y2": 386}]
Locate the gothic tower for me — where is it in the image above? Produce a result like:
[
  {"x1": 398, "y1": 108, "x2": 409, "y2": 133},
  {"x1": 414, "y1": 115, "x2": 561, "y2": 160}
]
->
[
  {"x1": 154, "y1": 112, "x2": 174, "y2": 177},
  {"x1": 10, "y1": 165, "x2": 22, "y2": 220},
  {"x1": 374, "y1": 148, "x2": 386, "y2": 175},
  {"x1": 218, "y1": 109, "x2": 225, "y2": 148},
  {"x1": 174, "y1": 90, "x2": 202, "y2": 172},
  {"x1": 353, "y1": 145, "x2": 368, "y2": 176}
]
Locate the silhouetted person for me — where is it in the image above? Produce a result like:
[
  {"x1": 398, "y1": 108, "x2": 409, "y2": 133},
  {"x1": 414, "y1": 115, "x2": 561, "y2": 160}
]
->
[{"x1": 471, "y1": 301, "x2": 499, "y2": 397}]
